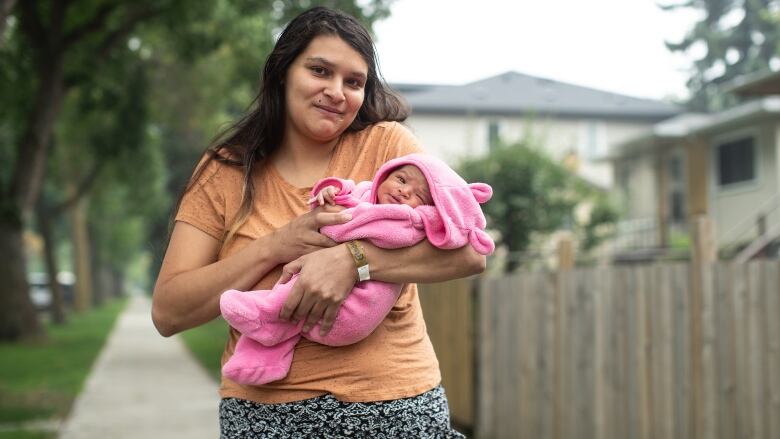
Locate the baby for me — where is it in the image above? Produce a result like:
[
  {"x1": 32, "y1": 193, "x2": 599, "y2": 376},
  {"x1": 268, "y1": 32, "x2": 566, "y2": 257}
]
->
[{"x1": 220, "y1": 153, "x2": 494, "y2": 385}]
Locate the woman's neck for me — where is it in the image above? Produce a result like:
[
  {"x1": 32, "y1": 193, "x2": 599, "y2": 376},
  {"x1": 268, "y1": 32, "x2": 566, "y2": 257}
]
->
[{"x1": 272, "y1": 133, "x2": 340, "y2": 187}]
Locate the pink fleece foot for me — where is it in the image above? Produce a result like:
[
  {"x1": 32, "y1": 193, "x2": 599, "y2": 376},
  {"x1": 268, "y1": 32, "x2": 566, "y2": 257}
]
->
[
  {"x1": 220, "y1": 289, "x2": 304, "y2": 346},
  {"x1": 221, "y1": 335, "x2": 299, "y2": 386}
]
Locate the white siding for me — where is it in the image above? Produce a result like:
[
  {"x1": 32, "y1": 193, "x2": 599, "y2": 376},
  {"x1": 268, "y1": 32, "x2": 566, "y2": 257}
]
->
[
  {"x1": 405, "y1": 114, "x2": 654, "y2": 188},
  {"x1": 710, "y1": 121, "x2": 780, "y2": 245}
]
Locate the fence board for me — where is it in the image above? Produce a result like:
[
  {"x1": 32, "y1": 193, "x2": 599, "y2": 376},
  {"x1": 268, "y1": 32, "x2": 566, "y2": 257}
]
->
[
  {"x1": 765, "y1": 262, "x2": 780, "y2": 439},
  {"x1": 538, "y1": 272, "x2": 556, "y2": 439},
  {"x1": 594, "y1": 266, "x2": 612, "y2": 439},
  {"x1": 715, "y1": 263, "x2": 736, "y2": 439},
  {"x1": 748, "y1": 263, "x2": 768, "y2": 439},
  {"x1": 731, "y1": 262, "x2": 751, "y2": 438},
  {"x1": 671, "y1": 263, "x2": 691, "y2": 439},
  {"x1": 612, "y1": 267, "x2": 630, "y2": 439},
  {"x1": 653, "y1": 264, "x2": 676, "y2": 439}
]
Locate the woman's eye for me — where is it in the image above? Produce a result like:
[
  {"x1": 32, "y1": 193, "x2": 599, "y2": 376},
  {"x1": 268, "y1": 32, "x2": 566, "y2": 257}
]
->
[
  {"x1": 311, "y1": 66, "x2": 327, "y2": 75},
  {"x1": 346, "y1": 78, "x2": 364, "y2": 89}
]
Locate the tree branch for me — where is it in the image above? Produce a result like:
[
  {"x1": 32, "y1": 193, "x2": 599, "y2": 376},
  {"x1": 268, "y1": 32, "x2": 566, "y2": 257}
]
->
[
  {"x1": 52, "y1": 162, "x2": 103, "y2": 215},
  {"x1": 94, "y1": 5, "x2": 162, "y2": 61},
  {"x1": 63, "y1": 1, "x2": 120, "y2": 48}
]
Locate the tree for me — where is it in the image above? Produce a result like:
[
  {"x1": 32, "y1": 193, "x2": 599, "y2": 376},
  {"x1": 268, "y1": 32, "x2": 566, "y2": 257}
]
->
[
  {"x1": 458, "y1": 140, "x2": 616, "y2": 272},
  {"x1": 0, "y1": 0, "x2": 394, "y2": 341},
  {"x1": 662, "y1": 0, "x2": 780, "y2": 111}
]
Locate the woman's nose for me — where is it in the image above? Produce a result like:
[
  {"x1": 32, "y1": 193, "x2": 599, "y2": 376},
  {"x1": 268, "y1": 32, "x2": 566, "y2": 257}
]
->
[{"x1": 323, "y1": 80, "x2": 345, "y2": 103}]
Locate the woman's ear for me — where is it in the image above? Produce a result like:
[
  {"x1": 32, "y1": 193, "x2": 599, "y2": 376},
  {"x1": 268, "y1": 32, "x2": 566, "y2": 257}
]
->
[{"x1": 469, "y1": 183, "x2": 493, "y2": 203}]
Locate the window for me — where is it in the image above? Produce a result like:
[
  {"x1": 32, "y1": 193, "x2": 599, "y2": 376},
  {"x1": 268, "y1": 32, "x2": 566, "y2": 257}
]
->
[
  {"x1": 667, "y1": 152, "x2": 686, "y2": 223},
  {"x1": 670, "y1": 191, "x2": 686, "y2": 223},
  {"x1": 669, "y1": 155, "x2": 682, "y2": 182},
  {"x1": 488, "y1": 121, "x2": 500, "y2": 150},
  {"x1": 717, "y1": 136, "x2": 756, "y2": 186}
]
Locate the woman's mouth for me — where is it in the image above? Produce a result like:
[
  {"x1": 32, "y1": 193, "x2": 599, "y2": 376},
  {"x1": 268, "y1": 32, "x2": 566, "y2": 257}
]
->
[{"x1": 314, "y1": 104, "x2": 343, "y2": 117}]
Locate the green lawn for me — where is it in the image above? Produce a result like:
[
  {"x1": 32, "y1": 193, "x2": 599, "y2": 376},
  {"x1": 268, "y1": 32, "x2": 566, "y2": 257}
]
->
[
  {"x1": 180, "y1": 317, "x2": 229, "y2": 382},
  {"x1": 0, "y1": 298, "x2": 127, "y2": 438}
]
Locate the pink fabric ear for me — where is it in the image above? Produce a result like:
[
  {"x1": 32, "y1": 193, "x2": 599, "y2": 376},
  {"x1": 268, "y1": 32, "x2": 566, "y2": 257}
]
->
[
  {"x1": 469, "y1": 229, "x2": 495, "y2": 255},
  {"x1": 469, "y1": 183, "x2": 493, "y2": 203}
]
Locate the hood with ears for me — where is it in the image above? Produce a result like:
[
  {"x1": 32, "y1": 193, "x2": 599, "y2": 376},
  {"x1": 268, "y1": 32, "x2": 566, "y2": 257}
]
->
[{"x1": 369, "y1": 153, "x2": 494, "y2": 255}]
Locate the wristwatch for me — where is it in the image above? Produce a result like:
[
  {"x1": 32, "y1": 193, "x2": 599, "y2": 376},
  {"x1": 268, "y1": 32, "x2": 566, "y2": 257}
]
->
[{"x1": 345, "y1": 240, "x2": 370, "y2": 281}]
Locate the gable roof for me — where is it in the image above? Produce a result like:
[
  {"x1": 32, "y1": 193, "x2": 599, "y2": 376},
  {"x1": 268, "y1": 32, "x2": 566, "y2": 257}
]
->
[
  {"x1": 607, "y1": 96, "x2": 780, "y2": 160},
  {"x1": 725, "y1": 69, "x2": 780, "y2": 97},
  {"x1": 397, "y1": 71, "x2": 681, "y2": 120}
]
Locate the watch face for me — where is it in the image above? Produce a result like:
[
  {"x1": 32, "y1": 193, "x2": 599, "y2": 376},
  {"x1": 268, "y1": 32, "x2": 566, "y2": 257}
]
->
[{"x1": 358, "y1": 264, "x2": 371, "y2": 281}]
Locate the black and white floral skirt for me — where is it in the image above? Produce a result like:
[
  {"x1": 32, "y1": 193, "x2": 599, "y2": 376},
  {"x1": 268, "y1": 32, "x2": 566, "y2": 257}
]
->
[{"x1": 219, "y1": 385, "x2": 465, "y2": 438}]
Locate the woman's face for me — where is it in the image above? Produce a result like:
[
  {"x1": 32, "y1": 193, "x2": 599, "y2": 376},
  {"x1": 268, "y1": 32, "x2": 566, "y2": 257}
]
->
[
  {"x1": 283, "y1": 35, "x2": 368, "y2": 144},
  {"x1": 376, "y1": 165, "x2": 433, "y2": 208}
]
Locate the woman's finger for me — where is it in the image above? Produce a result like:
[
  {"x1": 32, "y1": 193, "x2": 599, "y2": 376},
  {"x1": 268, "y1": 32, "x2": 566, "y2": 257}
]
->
[
  {"x1": 279, "y1": 260, "x2": 302, "y2": 284},
  {"x1": 318, "y1": 303, "x2": 342, "y2": 337},
  {"x1": 302, "y1": 301, "x2": 328, "y2": 333},
  {"x1": 314, "y1": 211, "x2": 352, "y2": 228},
  {"x1": 292, "y1": 290, "x2": 317, "y2": 324},
  {"x1": 279, "y1": 280, "x2": 304, "y2": 321}
]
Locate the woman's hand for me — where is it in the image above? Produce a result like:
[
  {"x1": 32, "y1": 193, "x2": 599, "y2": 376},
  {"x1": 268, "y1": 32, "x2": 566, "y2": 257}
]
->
[
  {"x1": 277, "y1": 244, "x2": 357, "y2": 336},
  {"x1": 269, "y1": 205, "x2": 350, "y2": 264}
]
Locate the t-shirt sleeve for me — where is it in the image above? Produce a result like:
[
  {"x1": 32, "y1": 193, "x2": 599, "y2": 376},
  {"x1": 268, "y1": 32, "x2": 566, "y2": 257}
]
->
[
  {"x1": 380, "y1": 122, "x2": 424, "y2": 163},
  {"x1": 174, "y1": 159, "x2": 226, "y2": 241}
]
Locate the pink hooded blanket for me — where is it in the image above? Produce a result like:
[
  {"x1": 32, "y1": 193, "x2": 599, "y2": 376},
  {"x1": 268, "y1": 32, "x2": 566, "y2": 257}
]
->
[{"x1": 220, "y1": 153, "x2": 494, "y2": 385}]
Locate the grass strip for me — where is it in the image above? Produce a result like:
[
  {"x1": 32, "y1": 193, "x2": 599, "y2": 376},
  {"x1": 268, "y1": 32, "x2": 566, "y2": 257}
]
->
[
  {"x1": 0, "y1": 298, "x2": 127, "y2": 427},
  {"x1": 180, "y1": 317, "x2": 229, "y2": 382}
]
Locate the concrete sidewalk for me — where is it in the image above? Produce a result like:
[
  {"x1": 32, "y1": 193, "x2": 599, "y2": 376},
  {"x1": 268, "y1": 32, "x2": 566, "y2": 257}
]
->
[{"x1": 59, "y1": 295, "x2": 221, "y2": 439}]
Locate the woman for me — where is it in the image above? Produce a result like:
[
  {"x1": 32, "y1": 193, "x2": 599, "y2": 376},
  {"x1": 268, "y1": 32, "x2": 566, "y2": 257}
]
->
[{"x1": 152, "y1": 6, "x2": 484, "y2": 438}]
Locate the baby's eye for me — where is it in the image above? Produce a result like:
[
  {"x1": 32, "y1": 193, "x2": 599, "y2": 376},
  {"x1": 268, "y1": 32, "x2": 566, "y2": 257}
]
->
[{"x1": 397, "y1": 176, "x2": 405, "y2": 183}]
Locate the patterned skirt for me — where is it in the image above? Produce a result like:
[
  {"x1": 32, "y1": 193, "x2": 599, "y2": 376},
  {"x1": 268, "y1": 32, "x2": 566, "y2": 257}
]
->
[{"x1": 219, "y1": 385, "x2": 465, "y2": 438}]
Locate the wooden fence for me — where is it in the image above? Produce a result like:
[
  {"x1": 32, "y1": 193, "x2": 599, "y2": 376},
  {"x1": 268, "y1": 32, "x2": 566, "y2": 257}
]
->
[{"x1": 418, "y1": 260, "x2": 780, "y2": 439}]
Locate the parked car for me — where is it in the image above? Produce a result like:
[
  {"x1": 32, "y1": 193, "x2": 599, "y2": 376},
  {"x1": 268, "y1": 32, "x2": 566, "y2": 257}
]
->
[{"x1": 28, "y1": 271, "x2": 75, "y2": 311}]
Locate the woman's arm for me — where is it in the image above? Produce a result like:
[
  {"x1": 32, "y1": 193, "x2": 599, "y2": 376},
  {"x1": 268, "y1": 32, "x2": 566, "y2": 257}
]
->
[
  {"x1": 151, "y1": 208, "x2": 352, "y2": 337},
  {"x1": 277, "y1": 239, "x2": 485, "y2": 335}
]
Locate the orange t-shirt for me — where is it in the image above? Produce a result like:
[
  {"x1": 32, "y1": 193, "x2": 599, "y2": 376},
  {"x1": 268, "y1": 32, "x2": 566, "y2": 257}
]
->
[{"x1": 175, "y1": 121, "x2": 441, "y2": 403}]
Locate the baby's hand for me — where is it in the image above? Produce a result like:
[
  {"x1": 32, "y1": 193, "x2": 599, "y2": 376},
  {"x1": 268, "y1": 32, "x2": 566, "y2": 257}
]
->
[{"x1": 308, "y1": 185, "x2": 338, "y2": 206}]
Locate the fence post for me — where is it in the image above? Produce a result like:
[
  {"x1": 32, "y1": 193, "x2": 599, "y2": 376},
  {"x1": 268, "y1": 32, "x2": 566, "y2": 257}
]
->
[
  {"x1": 689, "y1": 215, "x2": 717, "y2": 438},
  {"x1": 557, "y1": 232, "x2": 575, "y2": 270}
]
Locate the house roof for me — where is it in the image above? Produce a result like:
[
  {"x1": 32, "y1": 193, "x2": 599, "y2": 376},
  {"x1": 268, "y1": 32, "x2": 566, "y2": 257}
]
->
[
  {"x1": 397, "y1": 71, "x2": 681, "y2": 120},
  {"x1": 725, "y1": 69, "x2": 780, "y2": 97},
  {"x1": 607, "y1": 96, "x2": 780, "y2": 160}
]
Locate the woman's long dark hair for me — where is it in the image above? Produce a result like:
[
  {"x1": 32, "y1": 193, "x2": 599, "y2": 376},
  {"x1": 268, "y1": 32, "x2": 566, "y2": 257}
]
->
[{"x1": 176, "y1": 6, "x2": 409, "y2": 250}]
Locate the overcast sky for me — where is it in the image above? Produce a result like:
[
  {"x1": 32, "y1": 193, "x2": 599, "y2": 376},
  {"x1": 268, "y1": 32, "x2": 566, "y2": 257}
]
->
[{"x1": 372, "y1": 0, "x2": 703, "y2": 101}]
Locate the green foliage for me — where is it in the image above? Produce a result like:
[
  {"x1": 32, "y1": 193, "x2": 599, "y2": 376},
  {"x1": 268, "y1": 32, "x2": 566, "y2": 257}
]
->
[
  {"x1": 180, "y1": 317, "x2": 230, "y2": 382},
  {"x1": 582, "y1": 194, "x2": 619, "y2": 251},
  {"x1": 662, "y1": 0, "x2": 780, "y2": 111},
  {"x1": 459, "y1": 141, "x2": 579, "y2": 259},
  {"x1": 0, "y1": 299, "x2": 127, "y2": 424},
  {"x1": 459, "y1": 140, "x2": 618, "y2": 271},
  {"x1": 0, "y1": 430, "x2": 52, "y2": 439}
]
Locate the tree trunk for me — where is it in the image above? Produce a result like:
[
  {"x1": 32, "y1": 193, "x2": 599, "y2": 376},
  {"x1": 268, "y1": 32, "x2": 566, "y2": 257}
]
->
[
  {"x1": 11, "y1": 58, "x2": 64, "y2": 217},
  {"x1": 0, "y1": 219, "x2": 44, "y2": 340},
  {"x1": 111, "y1": 268, "x2": 125, "y2": 298},
  {"x1": 70, "y1": 196, "x2": 93, "y2": 312},
  {"x1": 37, "y1": 208, "x2": 67, "y2": 325}
]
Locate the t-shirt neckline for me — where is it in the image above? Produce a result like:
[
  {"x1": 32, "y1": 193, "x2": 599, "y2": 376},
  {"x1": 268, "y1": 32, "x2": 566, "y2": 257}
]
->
[{"x1": 266, "y1": 136, "x2": 344, "y2": 194}]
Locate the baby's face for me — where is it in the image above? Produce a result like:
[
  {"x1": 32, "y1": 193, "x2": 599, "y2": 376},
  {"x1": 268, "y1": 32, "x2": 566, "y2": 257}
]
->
[{"x1": 376, "y1": 165, "x2": 433, "y2": 208}]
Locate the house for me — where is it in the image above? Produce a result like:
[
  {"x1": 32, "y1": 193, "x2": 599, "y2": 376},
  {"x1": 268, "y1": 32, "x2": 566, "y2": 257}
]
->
[
  {"x1": 393, "y1": 71, "x2": 680, "y2": 188},
  {"x1": 607, "y1": 70, "x2": 780, "y2": 260}
]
